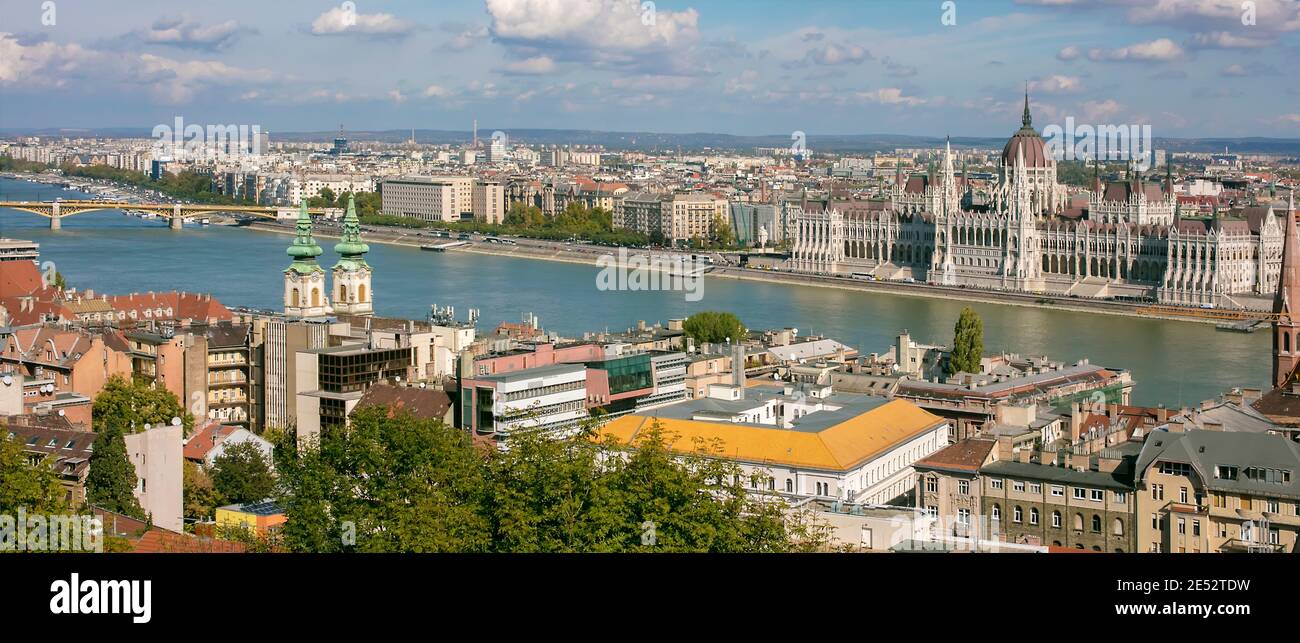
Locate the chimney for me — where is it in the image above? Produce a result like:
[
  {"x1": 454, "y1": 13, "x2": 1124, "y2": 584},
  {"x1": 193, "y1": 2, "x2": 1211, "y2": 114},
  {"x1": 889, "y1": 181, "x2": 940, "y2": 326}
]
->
[
  {"x1": 1097, "y1": 456, "x2": 1121, "y2": 474},
  {"x1": 732, "y1": 342, "x2": 746, "y2": 396},
  {"x1": 1016, "y1": 448, "x2": 1031, "y2": 464},
  {"x1": 995, "y1": 435, "x2": 1014, "y2": 461},
  {"x1": 1070, "y1": 402, "x2": 1084, "y2": 443}
]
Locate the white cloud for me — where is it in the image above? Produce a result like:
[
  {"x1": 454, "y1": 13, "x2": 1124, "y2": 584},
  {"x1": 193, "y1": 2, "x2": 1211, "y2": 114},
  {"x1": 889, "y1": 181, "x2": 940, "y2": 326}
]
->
[
  {"x1": 500, "y1": 55, "x2": 557, "y2": 75},
  {"x1": 422, "y1": 84, "x2": 453, "y2": 98},
  {"x1": 440, "y1": 24, "x2": 488, "y2": 51},
  {"x1": 0, "y1": 33, "x2": 90, "y2": 86},
  {"x1": 724, "y1": 69, "x2": 759, "y2": 94},
  {"x1": 855, "y1": 87, "x2": 927, "y2": 107},
  {"x1": 1030, "y1": 74, "x2": 1084, "y2": 94},
  {"x1": 1088, "y1": 38, "x2": 1185, "y2": 62},
  {"x1": 1081, "y1": 99, "x2": 1124, "y2": 122},
  {"x1": 1187, "y1": 31, "x2": 1273, "y2": 49},
  {"x1": 310, "y1": 7, "x2": 415, "y2": 36},
  {"x1": 143, "y1": 16, "x2": 246, "y2": 51},
  {"x1": 487, "y1": 0, "x2": 699, "y2": 52},
  {"x1": 803, "y1": 42, "x2": 871, "y2": 66},
  {"x1": 1056, "y1": 45, "x2": 1081, "y2": 61}
]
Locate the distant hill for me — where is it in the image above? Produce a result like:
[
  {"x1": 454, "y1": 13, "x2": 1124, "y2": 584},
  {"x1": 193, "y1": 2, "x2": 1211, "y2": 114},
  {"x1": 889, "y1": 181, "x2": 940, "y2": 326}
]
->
[{"x1": 4, "y1": 127, "x2": 1300, "y2": 156}]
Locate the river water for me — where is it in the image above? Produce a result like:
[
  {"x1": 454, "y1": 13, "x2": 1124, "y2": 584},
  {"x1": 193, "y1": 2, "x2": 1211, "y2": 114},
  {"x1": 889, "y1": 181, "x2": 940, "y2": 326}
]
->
[{"x1": 0, "y1": 177, "x2": 1267, "y2": 407}]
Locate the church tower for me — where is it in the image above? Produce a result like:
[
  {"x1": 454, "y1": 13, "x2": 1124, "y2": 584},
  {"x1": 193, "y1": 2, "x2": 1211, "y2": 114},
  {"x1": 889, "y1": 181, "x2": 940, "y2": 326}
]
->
[
  {"x1": 331, "y1": 194, "x2": 373, "y2": 316},
  {"x1": 1274, "y1": 191, "x2": 1300, "y2": 388},
  {"x1": 284, "y1": 202, "x2": 331, "y2": 318}
]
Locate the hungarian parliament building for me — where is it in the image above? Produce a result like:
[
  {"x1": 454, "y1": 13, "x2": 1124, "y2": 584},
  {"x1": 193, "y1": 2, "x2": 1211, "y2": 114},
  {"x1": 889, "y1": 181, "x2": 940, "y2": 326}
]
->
[{"x1": 787, "y1": 98, "x2": 1292, "y2": 306}]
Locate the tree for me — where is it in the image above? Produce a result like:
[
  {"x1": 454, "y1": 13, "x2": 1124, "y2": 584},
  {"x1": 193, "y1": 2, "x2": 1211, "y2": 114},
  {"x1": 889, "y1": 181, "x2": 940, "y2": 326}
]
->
[
  {"x1": 0, "y1": 434, "x2": 67, "y2": 515},
  {"x1": 92, "y1": 375, "x2": 193, "y2": 437},
  {"x1": 85, "y1": 425, "x2": 144, "y2": 519},
  {"x1": 274, "y1": 406, "x2": 492, "y2": 553},
  {"x1": 183, "y1": 460, "x2": 219, "y2": 523},
  {"x1": 948, "y1": 306, "x2": 984, "y2": 375},
  {"x1": 682, "y1": 311, "x2": 748, "y2": 346},
  {"x1": 211, "y1": 441, "x2": 276, "y2": 506},
  {"x1": 710, "y1": 213, "x2": 735, "y2": 249}
]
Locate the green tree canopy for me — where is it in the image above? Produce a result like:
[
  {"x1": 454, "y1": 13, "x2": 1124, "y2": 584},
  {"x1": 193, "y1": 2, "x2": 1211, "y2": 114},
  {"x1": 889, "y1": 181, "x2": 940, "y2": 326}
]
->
[
  {"x1": 0, "y1": 434, "x2": 68, "y2": 515},
  {"x1": 682, "y1": 311, "x2": 748, "y2": 346},
  {"x1": 272, "y1": 407, "x2": 820, "y2": 552},
  {"x1": 86, "y1": 425, "x2": 144, "y2": 519},
  {"x1": 273, "y1": 406, "x2": 492, "y2": 553},
  {"x1": 211, "y1": 441, "x2": 276, "y2": 506},
  {"x1": 91, "y1": 375, "x2": 193, "y2": 436},
  {"x1": 183, "y1": 460, "x2": 219, "y2": 523},
  {"x1": 948, "y1": 306, "x2": 985, "y2": 375}
]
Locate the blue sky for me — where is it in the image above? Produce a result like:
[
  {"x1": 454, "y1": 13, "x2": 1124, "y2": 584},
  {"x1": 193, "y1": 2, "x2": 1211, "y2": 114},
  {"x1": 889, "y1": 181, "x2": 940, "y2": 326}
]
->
[{"x1": 1, "y1": 0, "x2": 1298, "y2": 137}]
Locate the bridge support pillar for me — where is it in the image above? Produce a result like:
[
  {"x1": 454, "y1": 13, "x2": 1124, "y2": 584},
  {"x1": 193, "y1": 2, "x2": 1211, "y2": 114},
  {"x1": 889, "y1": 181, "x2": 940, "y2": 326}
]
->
[
  {"x1": 49, "y1": 215, "x2": 61, "y2": 230},
  {"x1": 171, "y1": 204, "x2": 183, "y2": 230}
]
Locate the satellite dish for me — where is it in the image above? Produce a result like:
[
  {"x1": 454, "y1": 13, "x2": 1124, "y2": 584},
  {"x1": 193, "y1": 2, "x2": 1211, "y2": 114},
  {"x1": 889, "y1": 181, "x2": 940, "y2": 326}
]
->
[
  {"x1": 171, "y1": 417, "x2": 182, "y2": 426},
  {"x1": 144, "y1": 423, "x2": 151, "y2": 430},
  {"x1": 2, "y1": 375, "x2": 11, "y2": 386},
  {"x1": 57, "y1": 409, "x2": 65, "y2": 416}
]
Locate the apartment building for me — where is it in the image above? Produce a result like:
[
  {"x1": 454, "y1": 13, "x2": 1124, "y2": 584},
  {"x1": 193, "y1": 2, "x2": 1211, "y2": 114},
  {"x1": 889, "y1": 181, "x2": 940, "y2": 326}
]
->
[
  {"x1": 978, "y1": 442, "x2": 1141, "y2": 551},
  {"x1": 460, "y1": 362, "x2": 591, "y2": 445},
  {"x1": 914, "y1": 438, "x2": 998, "y2": 539},
  {"x1": 1135, "y1": 429, "x2": 1300, "y2": 553},
  {"x1": 614, "y1": 192, "x2": 729, "y2": 244},
  {"x1": 382, "y1": 176, "x2": 505, "y2": 223}
]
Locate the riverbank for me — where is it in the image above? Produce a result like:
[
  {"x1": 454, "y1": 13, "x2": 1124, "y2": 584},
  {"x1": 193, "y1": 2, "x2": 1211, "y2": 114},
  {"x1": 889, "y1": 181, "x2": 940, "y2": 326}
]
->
[{"x1": 248, "y1": 220, "x2": 1232, "y2": 325}]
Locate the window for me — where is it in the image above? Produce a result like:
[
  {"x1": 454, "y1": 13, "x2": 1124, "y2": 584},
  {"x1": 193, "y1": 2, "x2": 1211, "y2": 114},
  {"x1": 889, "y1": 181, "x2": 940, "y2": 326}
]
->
[
  {"x1": 1266, "y1": 499, "x2": 1280, "y2": 513},
  {"x1": 1158, "y1": 461, "x2": 1193, "y2": 477},
  {"x1": 990, "y1": 478, "x2": 1003, "y2": 490},
  {"x1": 1013, "y1": 506, "x2": 1023, "y2": 523},
  {"x1": 786, "y1": 479, "x2": 793, "y2": 493},
  {"x1": 1113, "y1": 518, "x2": 1124, "y2": 536},
  {"x1": 991, "y1": 504, "x2": 1001, "y2": 521},
  {"x1": 1151, "y1": 513, "x2": 1160, "y2": 530},
  {"x1": 957, "y1": 480, "x2": 969, "y2": 495},
  {"x1": 1051, "y1": 511, "x2": 1062, "y2": 528},
  {"x1": 957, "y1": 508, "x2": 970, "y2": 526},
  {"x1": 1179, "y1": 487, "x2": 1188, "y2": 504},
  {"x1": 1177, "y1": 518, "x2": 1186, "y2": 535},
  {"x1": 1050, "y1": 485, "x2": 1064, "y2": 497},
  {"x1": 1091, "y1": 515, "x2": 1102, "y2": 533},
  {"x1": 1091, "y1": 489, "x2": 1104, "y2": 502},
  {"x1": 1028, "y1": 483, "x2": 1041, "y2": 494},
  {"x1": 1114, "y1": 491, "x2": 1127, "y2": 503},
  {"x1": 925, "y1": 478, "x2": 937, "y2": 493},
  {"x1": 1013, "y1": 481, "x2": 1025, "y2": 493},
  {"x1": 1073, "y1": 487, "x2": 1087, "y2": 500},
  {"x1": 1073, "y1": 513, "x2": 1084, "y2": 531},
  {"x1": 1192, "y1": 520, "x2": 1200, "y2": 537},
  {"x1": 1215, "y1": 465, "x2": 1238, "y2": 480},
  {"x1": 1151, "y1": 484, "x2": 1164, "y2": 500},
  {"x1": 1030, "y1": 508, "x2": 1039, "y2": 525}
]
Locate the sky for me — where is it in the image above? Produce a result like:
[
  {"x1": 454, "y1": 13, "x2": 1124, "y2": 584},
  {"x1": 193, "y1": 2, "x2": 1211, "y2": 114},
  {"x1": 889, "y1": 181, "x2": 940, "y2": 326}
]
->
[{"x1": 1, "y1": 0, "x2": 1298, "y2": 138}]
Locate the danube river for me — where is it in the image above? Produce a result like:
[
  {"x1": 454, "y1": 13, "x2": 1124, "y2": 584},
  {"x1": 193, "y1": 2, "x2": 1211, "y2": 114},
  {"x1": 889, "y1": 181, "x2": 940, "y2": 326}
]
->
[{"x1": 0, "y1": 177, "x2": 1268, "y2": 407}]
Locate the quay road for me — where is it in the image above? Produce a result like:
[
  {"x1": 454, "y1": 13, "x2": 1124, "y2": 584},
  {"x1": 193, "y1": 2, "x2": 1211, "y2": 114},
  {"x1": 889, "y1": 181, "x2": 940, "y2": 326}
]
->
[{"x1": 251, "y1": 218, "x2": 1258, "y2": 325}]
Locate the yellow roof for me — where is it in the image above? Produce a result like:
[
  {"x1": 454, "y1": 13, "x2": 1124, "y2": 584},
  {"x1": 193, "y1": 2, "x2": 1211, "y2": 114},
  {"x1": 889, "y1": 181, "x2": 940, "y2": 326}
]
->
[{"x1": 598, "y1": 399, "x2": 945, "y2": 472}]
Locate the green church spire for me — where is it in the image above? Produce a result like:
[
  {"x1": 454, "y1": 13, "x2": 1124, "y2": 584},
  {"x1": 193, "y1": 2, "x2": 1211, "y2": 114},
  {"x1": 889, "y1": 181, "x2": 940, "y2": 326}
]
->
[
  {"x1": 333, "y1": 194, "x2": 369, "y2": 270},
  {"x1": 286, "y1": 201, "x2": 323, "y2": 273}
]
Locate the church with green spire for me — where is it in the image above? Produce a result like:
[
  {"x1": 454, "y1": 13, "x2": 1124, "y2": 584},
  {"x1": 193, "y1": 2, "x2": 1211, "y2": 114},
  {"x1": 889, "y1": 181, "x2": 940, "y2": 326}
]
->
[
  {"x1": 331, "y1": 194, "x2": 373, "y2": 316},
  {"x1": 283, "y1": 201, "x2": 333, "y2": 318}
]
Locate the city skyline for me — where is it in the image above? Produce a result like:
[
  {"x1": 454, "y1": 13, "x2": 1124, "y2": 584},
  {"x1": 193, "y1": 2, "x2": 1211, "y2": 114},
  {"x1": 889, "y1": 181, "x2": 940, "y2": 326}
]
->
[{"x1": 0, "y1": 0, "x2": 1298, "y2": 137}]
